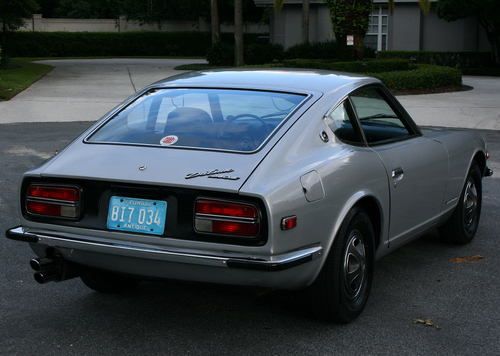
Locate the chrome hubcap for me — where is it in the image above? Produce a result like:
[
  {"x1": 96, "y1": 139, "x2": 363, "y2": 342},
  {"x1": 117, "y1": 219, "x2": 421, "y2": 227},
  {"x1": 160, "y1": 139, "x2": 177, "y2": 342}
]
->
[
  {"x1": 463, "y1": 178, "x2": 478, "y2": 231},
  {"x1": 343, "y1": 231, "x2": 366, "y2": 299}
]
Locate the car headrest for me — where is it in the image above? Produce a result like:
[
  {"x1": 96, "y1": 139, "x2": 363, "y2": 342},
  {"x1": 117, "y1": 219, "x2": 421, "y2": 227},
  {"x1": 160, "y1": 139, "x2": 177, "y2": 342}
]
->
[{"x1": 166, "y1": 107, "x2": 212, "y2": 132}]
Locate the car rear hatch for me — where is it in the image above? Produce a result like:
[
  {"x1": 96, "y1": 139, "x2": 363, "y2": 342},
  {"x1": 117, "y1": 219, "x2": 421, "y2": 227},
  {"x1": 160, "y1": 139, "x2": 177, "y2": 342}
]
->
[{"x1": 22, "y1": 142, "x2": 275, "y2": 246}]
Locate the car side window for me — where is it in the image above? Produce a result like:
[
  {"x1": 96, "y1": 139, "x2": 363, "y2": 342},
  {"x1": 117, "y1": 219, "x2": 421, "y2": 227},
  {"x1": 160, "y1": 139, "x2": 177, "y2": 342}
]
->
[
  {"x1": 324, "y1": 101, "x2": 364, "y2": 145},
  {"x1": 350, "y1": 87, "x2": 411, "y2": 144}
]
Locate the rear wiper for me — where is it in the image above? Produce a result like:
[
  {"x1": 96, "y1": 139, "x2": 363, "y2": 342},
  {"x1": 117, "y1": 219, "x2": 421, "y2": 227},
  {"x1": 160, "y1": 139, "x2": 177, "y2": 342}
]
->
[{"x1": 359, "y1": 113, "x2": 399, "y2": 120}]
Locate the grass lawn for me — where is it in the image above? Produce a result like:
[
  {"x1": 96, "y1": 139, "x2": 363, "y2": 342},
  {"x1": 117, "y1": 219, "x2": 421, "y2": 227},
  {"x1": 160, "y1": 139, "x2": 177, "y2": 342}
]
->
[{"x1": 0, "y1": 59, "x2": 53, "y2": 100}]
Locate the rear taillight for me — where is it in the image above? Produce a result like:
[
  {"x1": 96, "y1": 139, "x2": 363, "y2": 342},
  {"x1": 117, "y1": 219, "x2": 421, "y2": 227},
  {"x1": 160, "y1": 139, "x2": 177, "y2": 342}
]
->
[
  {"x1": 25, "y1": 184, "x2": 81, "y2": 219},
  {"x1": 194, "y1": 199, "x2": 260, "y2": 238}
]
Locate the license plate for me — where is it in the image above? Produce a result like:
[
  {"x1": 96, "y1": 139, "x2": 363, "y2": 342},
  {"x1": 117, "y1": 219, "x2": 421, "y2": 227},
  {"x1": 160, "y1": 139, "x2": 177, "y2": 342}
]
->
[{"x1": 107, "y1": 196, "x2": 167, "y2": 236}]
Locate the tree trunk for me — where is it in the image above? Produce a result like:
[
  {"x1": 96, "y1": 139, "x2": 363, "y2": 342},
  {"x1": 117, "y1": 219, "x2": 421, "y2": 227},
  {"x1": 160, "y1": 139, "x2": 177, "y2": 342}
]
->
[
  {"x1": 353, "y1": 33, "x2": 365, "y2": 60},
  {"x1": 210, "y1": 0, "x2": 220, "y2": 45},
  {"x1": 234, "y1": 0, "x2": 244, "y2": 66},
  {"x1": 302, "y1": 0, "x2": 310, "y2": 44},
  {"x1": 486, "y1": 31, "x2": 500, "y2": 66}
]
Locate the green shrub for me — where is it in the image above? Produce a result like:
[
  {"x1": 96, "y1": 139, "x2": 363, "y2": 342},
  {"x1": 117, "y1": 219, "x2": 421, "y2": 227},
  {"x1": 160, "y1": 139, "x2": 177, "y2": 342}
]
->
[
  {"x1": 206, "y1": 42, "x2": 234, "y2": 66},
  {"x1": 282, "y1": 58, "x2": 411, "y2": 73},
  {"x1": 8, "y1": 32, "x2": 264, "y2": 57},
  {"x1": 370, "y1": 65, "x2": 462, "y2": 91},
  {"x1": 285, "y1": 41, "x2": 338, "y2": 59},
  {"x1": 245, "y1": 43, "x2": 284, "y2": 64},
  {"x1": 284, "y1": 40, "x2": 375, "y2": 60},
  {"x1": 462, "y1": 67, "x2": 500, "y2": 76},
  {"x1": 377, "y1": 51, "x2": 493, "y2": 69},
  {"x1": 207, "y1": 42, "x2": 284, "y2": 66}
]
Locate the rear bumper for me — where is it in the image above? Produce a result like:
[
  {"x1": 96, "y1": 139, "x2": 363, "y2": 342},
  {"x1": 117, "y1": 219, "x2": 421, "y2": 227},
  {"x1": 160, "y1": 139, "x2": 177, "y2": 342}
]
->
[{"x1": 6, "y1": 226, "x2": 323, "y2": 288}]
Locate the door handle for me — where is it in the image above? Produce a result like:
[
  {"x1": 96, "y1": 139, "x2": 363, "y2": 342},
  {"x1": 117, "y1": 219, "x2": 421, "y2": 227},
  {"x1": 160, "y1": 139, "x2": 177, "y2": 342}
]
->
[{"x1": 391, "y1": 167, "x2": 404, "y2": 186}]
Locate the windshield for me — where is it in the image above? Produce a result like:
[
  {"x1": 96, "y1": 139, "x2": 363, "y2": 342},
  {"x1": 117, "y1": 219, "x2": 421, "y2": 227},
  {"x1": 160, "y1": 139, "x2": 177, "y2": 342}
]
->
[{"x1": 87, "y1": 88, "x2": 306, "y2": 152}]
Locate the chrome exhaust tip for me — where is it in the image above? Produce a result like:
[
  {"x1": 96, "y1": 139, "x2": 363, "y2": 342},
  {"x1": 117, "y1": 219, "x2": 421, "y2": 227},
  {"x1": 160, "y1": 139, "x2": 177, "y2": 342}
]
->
[
  {"x1": 30, "y1": 258, "x2": 54, "y2": 272},
  {"x1": 33, "y1": 271, "x2": 59, "y2": 284}
]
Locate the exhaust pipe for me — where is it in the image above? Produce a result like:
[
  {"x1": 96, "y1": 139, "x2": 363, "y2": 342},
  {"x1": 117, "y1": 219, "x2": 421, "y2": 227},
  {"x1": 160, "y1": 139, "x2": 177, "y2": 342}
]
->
[
  {"x1": 34, "y1": 271, "x2": 59, "y2": 284},
  {"x1": 30, "y1": 256, "x2": 79, "y2": 284},
  {"x1": 30, "y1": 258, "x2": 54, "y2": 272}
]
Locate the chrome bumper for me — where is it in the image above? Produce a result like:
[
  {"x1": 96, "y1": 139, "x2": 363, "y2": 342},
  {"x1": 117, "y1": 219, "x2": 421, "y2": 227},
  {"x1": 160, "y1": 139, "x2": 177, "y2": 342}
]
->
[{"x1": 6, "y1": 226, "x2": 322, "y2": 272}]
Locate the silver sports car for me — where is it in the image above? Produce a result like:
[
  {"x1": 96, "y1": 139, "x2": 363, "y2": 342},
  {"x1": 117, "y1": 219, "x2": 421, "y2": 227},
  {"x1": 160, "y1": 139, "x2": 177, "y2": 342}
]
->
[{"x1": 6, "y1": 69, "x2": 493, "y2": 322}]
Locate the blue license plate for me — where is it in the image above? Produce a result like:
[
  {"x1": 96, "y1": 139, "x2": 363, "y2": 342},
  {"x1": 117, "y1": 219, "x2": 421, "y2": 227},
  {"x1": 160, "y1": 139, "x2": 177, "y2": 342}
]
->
[{"x1": 107, "y1": 196, "x2": 167, "y2": 236}]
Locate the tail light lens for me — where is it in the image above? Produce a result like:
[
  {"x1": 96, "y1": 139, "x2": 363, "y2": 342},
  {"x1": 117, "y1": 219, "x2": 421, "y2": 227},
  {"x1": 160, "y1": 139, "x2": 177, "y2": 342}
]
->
[
  {"x1": 25, "y1": 184, "x2": 81, "y2": 219},
  {"x1": 194, "y1": 199, "x2": 260, "y2": 238},
  {"x1": 27, "y1": 185, "x2": 80, "y2": 202}
]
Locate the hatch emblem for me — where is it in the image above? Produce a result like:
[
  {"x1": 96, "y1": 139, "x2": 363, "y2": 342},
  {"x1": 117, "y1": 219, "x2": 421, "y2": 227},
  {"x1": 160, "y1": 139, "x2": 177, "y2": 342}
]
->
[{"x1": 185, "y1": 169, "x2": 240, "y2": 180}]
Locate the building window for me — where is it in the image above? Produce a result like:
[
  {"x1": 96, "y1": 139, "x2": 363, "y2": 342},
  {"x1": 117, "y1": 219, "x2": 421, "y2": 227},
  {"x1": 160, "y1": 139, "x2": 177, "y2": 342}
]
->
[{"x1": 365, "y1": 6, "x2": 388, "y2": 51}]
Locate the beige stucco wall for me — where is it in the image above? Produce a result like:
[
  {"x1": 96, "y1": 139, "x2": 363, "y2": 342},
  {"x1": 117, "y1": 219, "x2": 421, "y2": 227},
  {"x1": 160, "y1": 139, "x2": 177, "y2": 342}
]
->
[{"x1": 19, "y1": 15, "x2": 269, "y2": 34}]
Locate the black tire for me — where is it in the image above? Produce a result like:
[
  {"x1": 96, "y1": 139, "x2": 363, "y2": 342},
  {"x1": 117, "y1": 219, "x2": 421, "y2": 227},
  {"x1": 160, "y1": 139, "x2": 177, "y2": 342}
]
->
[
  {"x1": 308, "y1": 207, "x2": 375, "y2": 323},
  {"x1": 80, "y1": 267, "x2": 139, "y2": 294},
  {"x1": 440, "y1": 163, "x2": 482, "y2": 245}
]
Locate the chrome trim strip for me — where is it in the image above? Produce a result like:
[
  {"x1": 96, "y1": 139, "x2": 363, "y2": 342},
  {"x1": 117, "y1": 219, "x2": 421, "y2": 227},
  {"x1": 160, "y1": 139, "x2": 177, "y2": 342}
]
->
[
  {"x1": 194, "y1": 213, "x2": 257, "y2": 223},
  {"x1": 5, "y1": 226, "x2": 322, "y2": 271},
  {"x1": 26, "y1": 197, "x2": 78, "y2": 207}
]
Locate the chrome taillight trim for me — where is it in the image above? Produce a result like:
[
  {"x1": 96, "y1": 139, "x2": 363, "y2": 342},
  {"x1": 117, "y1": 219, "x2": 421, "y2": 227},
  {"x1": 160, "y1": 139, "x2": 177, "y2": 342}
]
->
[{"x1": 193, "y1": 197, "x2": 261, "y2": 238}]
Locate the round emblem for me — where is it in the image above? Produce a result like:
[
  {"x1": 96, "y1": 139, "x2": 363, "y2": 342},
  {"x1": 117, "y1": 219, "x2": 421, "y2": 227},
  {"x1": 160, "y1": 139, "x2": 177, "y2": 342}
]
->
[{"x1": 160, "y1": 135, "x2": 178, "y2": 146}]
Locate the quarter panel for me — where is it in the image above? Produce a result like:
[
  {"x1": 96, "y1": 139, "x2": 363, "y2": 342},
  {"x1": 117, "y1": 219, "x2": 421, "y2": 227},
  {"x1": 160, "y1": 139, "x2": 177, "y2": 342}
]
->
[{"x1": 240, "y1": 92, "x2": 390, "y2": 267}]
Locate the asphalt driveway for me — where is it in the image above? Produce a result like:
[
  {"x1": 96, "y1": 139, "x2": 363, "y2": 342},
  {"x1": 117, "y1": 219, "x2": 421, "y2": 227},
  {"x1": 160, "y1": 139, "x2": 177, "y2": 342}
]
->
[
  {"x1": 0, "y1": 122, "x2": 499, "y2": 355},
  {"x1": 0, "y1": 58, "x2": 499, "y2": 130},
  {"x1": 0, "y1": 58, "x2": 205, "y2": 124},
  {"x1": 1, "y1": 59, "x2": 500, "y2": 354}
]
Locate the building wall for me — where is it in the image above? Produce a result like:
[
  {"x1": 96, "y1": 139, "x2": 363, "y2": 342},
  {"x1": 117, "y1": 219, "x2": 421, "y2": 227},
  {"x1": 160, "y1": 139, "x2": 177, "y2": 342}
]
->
[
  {"x1": 388, "y1": 4, "x2": 421, "y2": 50},
  {"x1": 271, "y1": 4, "x2": 333, "y2": 49},
  {"x1": 268, "y1": 2, "x2": 491, "y2": 53},
  {"x1": 18, "y1": 14, "x2": 269, "y2": 34},
  {"x1": 421, "y1": 12, "x2": 490, "y2": 51}
]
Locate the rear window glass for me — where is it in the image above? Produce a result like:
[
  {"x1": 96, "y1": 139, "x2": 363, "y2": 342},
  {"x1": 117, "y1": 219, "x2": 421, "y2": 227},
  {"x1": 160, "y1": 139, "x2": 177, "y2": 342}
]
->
[{"x1": 87, "y1": 88, "x2": 306, "y2": 152}]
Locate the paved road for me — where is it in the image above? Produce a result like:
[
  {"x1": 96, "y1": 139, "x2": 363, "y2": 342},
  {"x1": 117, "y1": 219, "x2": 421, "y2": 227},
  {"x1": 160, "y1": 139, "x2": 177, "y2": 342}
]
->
[
  {"x1": 398, "y1": 76, "x2": 500, "y2": 130},
  {"x1": 0, "y1": 122, "x2": 499, "y2": 355},
  {"x1": 0, "y1": 58, "x2": 205, "y2": 124},
  {"x1": 0, "y1": 59, "x2": 499, "y2": 130}
]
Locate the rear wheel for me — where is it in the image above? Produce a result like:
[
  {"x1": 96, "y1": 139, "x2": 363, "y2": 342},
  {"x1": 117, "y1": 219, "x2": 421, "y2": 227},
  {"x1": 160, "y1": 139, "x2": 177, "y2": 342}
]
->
[
  {"x1": 440, "y1": 163, "x2": 482, "y2": 245},
  {"x1": 80, "y1": 267, "x2": 138, "y2": 294},
  {"x1": 308, "y1": 208, "x2": 374, "y2": 323}
]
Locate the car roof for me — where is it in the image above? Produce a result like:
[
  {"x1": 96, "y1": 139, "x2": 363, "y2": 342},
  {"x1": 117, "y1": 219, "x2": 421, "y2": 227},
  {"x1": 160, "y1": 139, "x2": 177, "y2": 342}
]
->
[{"x1": 153, "y1": 68, "x2": 379, "y2": 94}]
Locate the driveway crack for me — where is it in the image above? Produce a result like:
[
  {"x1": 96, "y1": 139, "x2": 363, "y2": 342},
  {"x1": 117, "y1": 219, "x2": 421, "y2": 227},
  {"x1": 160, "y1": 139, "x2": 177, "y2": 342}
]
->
[{"x1": 126, "y1": 66, "x2": 137, "y2": 93}]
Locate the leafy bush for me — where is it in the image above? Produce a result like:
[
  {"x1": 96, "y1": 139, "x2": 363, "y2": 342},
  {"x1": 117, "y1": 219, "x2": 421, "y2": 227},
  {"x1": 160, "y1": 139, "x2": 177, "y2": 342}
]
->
[
  {"x1": 462, "y1": 67, "x2": 500, "y2": 76},
  {"x1": 276, "y1": 59, "x2": 461, "y2": 91},
  {"x1": 284, "y1": 41, "x2": 338, "y2": 59},
  {"x1": 8, "y1": 32, "x2": 263, "y2": 57},
  {"x1": 207, "y1": 42, "x2": 284, "y2": 66},
  {"x1": 206, "y1": 42, "x2": 234, "y2": 66},
  {"x1": 282, "y1": 58, "x2": 411, "y2": 73},
  {"x1": 284, "y1": 40, "x2": 375, "y2": 60},
  {"x1": 370, "y1": 65, "x2": 462, "y2": 91},
  {"x1": 377, "y1": 51, "x2": 493, "y2": 69},
  {"x1": 245, "y1": 43, "x2": 284, "y2": 64}
]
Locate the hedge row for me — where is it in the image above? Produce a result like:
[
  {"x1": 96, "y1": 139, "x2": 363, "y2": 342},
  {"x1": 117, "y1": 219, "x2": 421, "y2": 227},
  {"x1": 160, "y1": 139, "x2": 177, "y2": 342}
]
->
[
  {"x1": 7, "y1": 31, "x2": 263, "y2": 57},
  {"x1": 377, "y1": 50, "x2": 493, "y2": 69},
  {"x1": 281, "y1": 58, "x2": 412, "y2": 73},
  {"x1": 284, "y1": 40, "x2": 375, "y2": 60},
  {"x1": 275, "y1": 59, "x2": 461, "y2": 91},
  {"x1": 370, "y1": 65, "x2": 462, "y2": 91}
]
